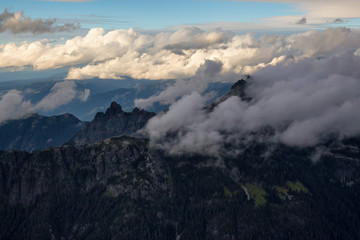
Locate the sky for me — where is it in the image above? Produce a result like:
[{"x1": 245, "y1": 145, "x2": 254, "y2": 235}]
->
[
  {"x1": 1, "y1": 0, "x2": 360, "y2": 152},
  {"x1": 1, "y1": 0, "x2": 359, "y2": 40}
]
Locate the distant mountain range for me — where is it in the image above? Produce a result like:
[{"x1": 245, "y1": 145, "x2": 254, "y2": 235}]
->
[
  {"x1": 1, "y1": 79, "x2": 360, "y2": 239},
  {"x1": 0, "y1": 113, "x2": 84, "y2": 152},
  {"x1": 0, "y1": 101, "x2": 156, "y2": 152},
  {"x1": 0, "y1": 78, "x2": 232, "y2": 121}
]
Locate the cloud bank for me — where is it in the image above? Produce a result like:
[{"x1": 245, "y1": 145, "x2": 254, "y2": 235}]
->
[
  {"x1": 2, "y1": 26, "x2": 360, "y2": 152},
  {"x1": 0, "y1": 9, "x2": 79, "y2": 34},
  {"x1": 144, "y1": 50, "x2": 360, "y2": 155},
  {"x1": 1, "y1": 27, "x2": 359, "y2": 82}
]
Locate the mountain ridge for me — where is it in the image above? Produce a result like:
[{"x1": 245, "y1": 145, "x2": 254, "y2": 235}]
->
[
  {"x1": 0, "y1": 113, "x2": 85, "y2": 152},
  {"x1": 67, "y1": 101, "x2": 156, "y2": 146}
]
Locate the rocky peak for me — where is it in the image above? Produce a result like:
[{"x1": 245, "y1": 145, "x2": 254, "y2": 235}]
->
[
  {"x1": 228, "y1": 77, "x2": 252, "y2": 101},
  {"x1": 206, "y1": 77, "x2": 252, "y2": 111},
  {"x1": 67, "y1": 101, "x2": 156, "y2": 146},
  {"x1": 132, "y1": 107, "x2": 140, "y2": 113},
  {"x1": 94, "y1": 112, "x2": 105, "y2": 121},
  {"x1": 105, "y1": 101, "x2": 123, "y2": 116}
]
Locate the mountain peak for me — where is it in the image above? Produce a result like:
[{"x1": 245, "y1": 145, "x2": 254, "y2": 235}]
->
[
  {"x1": 68, "y1": 102, "x2": 156, "y2": 146},
  {"x1": 205, "y1": 77, "x2": 252, "y2": 111},
  {"x1": 228, "y1": 77, "x2": 251, "y2": 100},
  {"x1": 231, "y1": 79, "x2": 247, "y2": 91},
  {"x1": 105, "y1": 101, "x2": 123, "y2": 115}
]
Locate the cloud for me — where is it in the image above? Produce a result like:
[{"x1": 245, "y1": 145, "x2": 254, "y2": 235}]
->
[
  {"x1": 135, "y1": 59, "x2": 237, "y2": 108},
  {"x1": 229, "y1": 0, "x2": 360, "y2": 26},
  {"x1": 1, "y1": 27, "x2": 360, "y2": 83},
  {"x1": 0, "y1": 90, "x2": 33, "y2": 124},
  {"x1": 78, "y1": 88, "x2": 90, "y2": 102},
  {"x1": 144, "y1": 50, "x2": 360, "y2": 155},
  {"x1": 0, "y1": 9, "x2": 79, "y2": 34},
  {"x1": 135, "y1": 27, "x2": 360, "y2": 108},
  {"x1": 1, "y1": 25, "x2": 360, "y2": 153},
  {"x1": 0, "y1": 81, "x2": 90, "y2": 124},
  {"x1": 35, "y1": 81, "x2": 78, "y2": 111}
]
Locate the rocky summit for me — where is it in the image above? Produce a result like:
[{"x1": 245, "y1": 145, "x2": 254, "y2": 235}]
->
[
  {"x1": 67, "y1": 101, "x2": 156, "y2": 146},
  {"x1": 206, "y1": 77, "x2": 252, "y2": 111}
]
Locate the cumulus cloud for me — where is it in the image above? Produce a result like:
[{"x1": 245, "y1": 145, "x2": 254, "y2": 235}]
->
[
  {"x1": 134, "y1": 27, "x2": 360, "y2": 108},
  {"x1": 144, "y1": 50, "x2": 360, "y2": 155},
  {"x1": 135, "y1": 59, "x2": 238, "y2": 108},
  {"x1": 0, "y1": 90, "x2": 33, "y2": 124},
  {"x1": 0, "y1": 9, "x2": 79, "y2": 34},
  {"x1": 1, "y1": 27, "x2": 359, "y2": 84},
  {"x1": 0, "y1": 81, "x2": 90, "y2": 124}
]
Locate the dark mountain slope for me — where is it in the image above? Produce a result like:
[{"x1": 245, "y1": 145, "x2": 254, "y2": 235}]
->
[
  {"x1": 1, "y1": 135, "x2": 360, "y2": 239},
  {"x1": 1, "y1": 80, "x2": 360, "y2": 239},
  {"x1": 68, "y1": 102, "x2": 155, "y2": 146},
  {"x1": 0, "y1": 113, "x2": 85, "y2": 152}
]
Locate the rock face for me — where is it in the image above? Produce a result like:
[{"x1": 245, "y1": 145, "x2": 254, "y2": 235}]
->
[
  {"x1": 1, "y1": 135, "x2": 360, "y2": 239},
  {"x1": 0, "y1": 113, "x2": 85, "y2": 152},
  {"x1": 68, "y1": 101, "x2": 156, "y2": 146}
]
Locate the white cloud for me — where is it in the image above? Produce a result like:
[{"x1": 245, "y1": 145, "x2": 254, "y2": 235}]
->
[
  {"x1": 35, "y1": 81, "x2": 78, "y2": 111},
  {"x1": 0, "y1": 90, "x2": 33, "y2": 124},
  {"x1": 144, "y1": 50, "x2": 360, "y2": 155},
  {"x1": 0, "y1": 81, "x2": 90, "y2": 124},
  {"x1": 78, "y1": 88, "x2": 90, "y2": 102},
  {"x1": 1, "y1": 27, "x2": 359, "y2": 83}
]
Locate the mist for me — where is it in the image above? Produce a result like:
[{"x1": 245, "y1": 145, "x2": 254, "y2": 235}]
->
[
  {"x1": 144, "y1": 50, "x2": 360, "y2": 156},
  {"x1": 0, "y1": 81, "x2": 90, "y2": 124}
]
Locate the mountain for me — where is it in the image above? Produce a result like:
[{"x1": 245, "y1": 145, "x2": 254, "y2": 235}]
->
[
  {"x1": 1, "y1": 80, "x2": 360, "y2": 239},
  {"x1": 1, "y1": 135, "x2": 360, "y2": 239},
  {"x1": 67, "y1": 102, "x2": 155, "y2": 146},
  {"x1": 0, "y1": 113, "x2": 85, "y2": 152},
  {"x1": 206, "y1": 76, "x2": 252, "y2": 111}
]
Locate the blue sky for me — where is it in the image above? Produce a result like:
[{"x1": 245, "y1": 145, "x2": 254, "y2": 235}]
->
[
  {"x1": 1, "y1": 0, "x2": 301, "y2": 30},
  {"x1": 0, "y1": 0, "x2": 359, "y2": 42}
]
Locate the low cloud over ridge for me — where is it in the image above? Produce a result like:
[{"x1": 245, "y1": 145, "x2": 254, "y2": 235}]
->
[
  {"x1": 0, "y1": 81, "x2": 90, "y2": 124},
  {"x1": 144, "y1": 50, "x2": 360, "y2": 155}
]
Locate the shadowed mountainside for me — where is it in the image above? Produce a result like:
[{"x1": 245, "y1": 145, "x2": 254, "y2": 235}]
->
[
  {"x1": 0, "y1": 113, "x2": 85, "y2": 152},
  {"x1": 1, "y1": 80, "x2": 360, "y2": 239}
]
